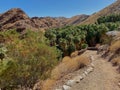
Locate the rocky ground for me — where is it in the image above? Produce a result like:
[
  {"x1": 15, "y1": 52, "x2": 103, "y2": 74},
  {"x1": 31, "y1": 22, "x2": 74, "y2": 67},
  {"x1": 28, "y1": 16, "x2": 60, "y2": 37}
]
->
[{"x1": 55, "y1": 50, "x2": 120, "y2": 90}]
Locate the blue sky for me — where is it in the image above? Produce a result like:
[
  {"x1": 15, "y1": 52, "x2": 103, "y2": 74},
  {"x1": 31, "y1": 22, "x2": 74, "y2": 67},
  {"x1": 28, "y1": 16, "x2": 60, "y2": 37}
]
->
[{"x1": 0, "y1": 0, "x2": 115, "y2": 17}]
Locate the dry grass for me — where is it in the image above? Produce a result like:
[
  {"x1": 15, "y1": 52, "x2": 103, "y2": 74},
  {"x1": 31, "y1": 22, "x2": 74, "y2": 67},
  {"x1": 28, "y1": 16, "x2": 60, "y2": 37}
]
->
[
  {"x1": 111, "y1": 56, "x2": 120, "y2": 66},
  {"x1": 111, "y1": 56, "x2": 120, "y2": 73},
  {"x1": 110, "y1": 40, "x2": 120, "y2": 52},
  {"x1": 73, "y1": 55, "x2": 91, "y2": 68},
  {"x1": 70, "y1": 51, "x2": 79, "y2": 58},
  {"x1": 39, "y1": 52, "x2": 90, "y2": 90},
  {"x1": 109, "y1": 36, "x2": 120, "y2": 73},
  {"x1": 41, "y1": 79, "x2": 55, "y2": 90},
  {"x1": 51, "y1": 54, "x2": 90, "y2": 80}
]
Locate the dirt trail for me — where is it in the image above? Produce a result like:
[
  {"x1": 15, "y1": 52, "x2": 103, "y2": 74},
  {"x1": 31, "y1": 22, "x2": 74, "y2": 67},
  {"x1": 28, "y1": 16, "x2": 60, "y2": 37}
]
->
[{"x1": 70, "y1": 50, "x2": 120, "y2": 90}]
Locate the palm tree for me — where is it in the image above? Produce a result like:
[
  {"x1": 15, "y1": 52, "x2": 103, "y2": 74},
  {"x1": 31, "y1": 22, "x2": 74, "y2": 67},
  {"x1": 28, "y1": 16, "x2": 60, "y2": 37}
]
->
[
  {"x1": 73, "y1": 36, "x2": 81, "y2": 50},
  {"x1": 58, "y1": 38, "x2": 68, "y2": 55},
  {"x1": 45, "y1": 30, "x2": 57, "y2": 46}
]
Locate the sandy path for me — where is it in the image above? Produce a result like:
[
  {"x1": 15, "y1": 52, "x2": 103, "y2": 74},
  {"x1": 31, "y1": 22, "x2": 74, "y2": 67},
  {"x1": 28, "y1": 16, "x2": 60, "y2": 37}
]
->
[{"x1": 70, "y1": 50, "x2": 120, "y2": 90}]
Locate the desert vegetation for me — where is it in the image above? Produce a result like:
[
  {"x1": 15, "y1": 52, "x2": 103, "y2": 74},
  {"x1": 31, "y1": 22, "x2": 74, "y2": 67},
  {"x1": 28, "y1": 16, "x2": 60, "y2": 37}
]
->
[
  {"x1": 109, "y1": 37, "x2": 120, "y2": 72},
  {"x1": 45, "y1": 14, "x2": 120, "y2": 56},
  {"x1": 0, "y1": 30, "x2": 60, "y2": 89},
  {"x1": 97, "y1": 14, "x2": 120, "y2": 24}
]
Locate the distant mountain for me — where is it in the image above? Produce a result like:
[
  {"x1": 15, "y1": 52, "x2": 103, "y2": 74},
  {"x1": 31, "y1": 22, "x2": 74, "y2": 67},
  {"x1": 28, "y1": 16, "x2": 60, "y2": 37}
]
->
[
  {"x1": 66, "y1": 15, "x2": 89, "y2": 25},
  {"x1": 31, "y1": 17, "x2": 67, "y2": 30},
  {"x1": 80, "y1": 0, "x2": 120, "y2": 25},
  {"x1": 0, "y1": 8, "x2": 89, "y2": 32}
]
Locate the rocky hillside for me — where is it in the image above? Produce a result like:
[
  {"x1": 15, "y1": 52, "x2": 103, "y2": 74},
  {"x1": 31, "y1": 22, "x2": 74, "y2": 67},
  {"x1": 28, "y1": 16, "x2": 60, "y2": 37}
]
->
[
  {"x1": 80, "y1": 0, "x2": 120, "y2": 25},
  {"x1": 0, "y1": 8, "x2": 89, "y2": 32},
  {"x1": 31, "y1": 17, "x2": 67, "y2": 30},
  {"x1": 66, "y1": 14, "x2": 89, "y2": 25},
  {"x1": 0, "y1": 8, "x2": 39, "y2": 32}
]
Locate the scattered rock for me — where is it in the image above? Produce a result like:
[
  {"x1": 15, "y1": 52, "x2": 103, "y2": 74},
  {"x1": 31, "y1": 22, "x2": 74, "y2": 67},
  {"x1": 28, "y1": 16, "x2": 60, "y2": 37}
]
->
[
  {"x1": 87, "y1": 67, "x2": 94, "y2": 73},
  {"x1": 90, "y1": 63, "x2": 95, "y2": 68},
  {"x1": 66, "y1": 80, "x2": 75, "y2": 86},
  {"x1": 79, "y1": 75, "x2": 84, "y2": 80},
  {"x1": 74, "y1": 76, "x2": 81, "y2": 83},
  {"x1": 90, "y1": 55, "x2": 94, "y2": 61},
  {"x1": 62, "y1": 85, "x2": 71, "y2": 90},
  {"x1": 84, "y1": 71, "x2": 88, "y2": 75},
  {"x1": 82, "y1": 73, "x2": 86, "y2": 78}
]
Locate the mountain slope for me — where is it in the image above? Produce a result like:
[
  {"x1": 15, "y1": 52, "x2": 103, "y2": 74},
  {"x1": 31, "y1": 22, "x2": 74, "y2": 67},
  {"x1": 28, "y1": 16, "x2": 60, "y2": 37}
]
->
[
  {"x1": 0, "y1": 8, "x2": 40, "y2": 32},
  {"x1": 0, "y1": 8, "x2": 89, "y2": 32},
  {"x1": 66, "y1": 14, "x2": 89, "y2": 25},
  {"x1": 80, "y1": 0, "x2": 120, "y2": 25},
  {"x1": 31, "y1": 17, "x2": 67, "y2": 30}
]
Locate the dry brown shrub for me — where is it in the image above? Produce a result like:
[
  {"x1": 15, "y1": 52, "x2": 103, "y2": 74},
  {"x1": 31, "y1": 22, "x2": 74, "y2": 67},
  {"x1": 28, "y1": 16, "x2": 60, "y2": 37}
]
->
[
  {"x1": 73, "y1": 55, "x2": 91, "y2": 68},
  {"x1": 70, "y1": 51, "x2": 79, "y2": 58},
  {"x1": 51, "y1": 59, "x2": 78, "y2": 80},
  {"x1": 42, "y1": 79, "x2": 55, "y2": 90},
  {"x1": 110, "y1": 40, "x2": 120, "y2": 52},
  {"x1": 111, "y1": 56, "x2": 120, "y2": 66},
  {"x1": 62, "y1": 56, "x2": 72, "y2": 63},
  {"x1": 51, "y1": 55, "x2": 90, "y2": 80}
]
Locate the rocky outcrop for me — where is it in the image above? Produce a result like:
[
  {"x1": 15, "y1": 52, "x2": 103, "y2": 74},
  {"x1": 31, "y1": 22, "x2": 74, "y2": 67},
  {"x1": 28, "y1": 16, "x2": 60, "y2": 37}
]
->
[{"x1": 0, "y1": 8, "x2": 39, "y2": 32}]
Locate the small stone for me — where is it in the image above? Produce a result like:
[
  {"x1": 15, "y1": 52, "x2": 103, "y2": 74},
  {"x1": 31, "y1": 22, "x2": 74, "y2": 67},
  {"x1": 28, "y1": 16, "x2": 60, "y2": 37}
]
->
[
  {"x1": 87, "y1": 67, "x2": 94, "y2": 73},
  {"x1": 82, "y1": 73, "x2": 86, "y2": 78},
  {"x1": 79, "y1": 76, "x2": 83, "y2": 80},
  {"x1": 90, "y1": 63, "x2": 95, "y2": 68},
  {"x1": 84, "y1": 71, "x2": 88, "y2": 75},
  {"x1": 90, "y1": 55, "x2": 94, "y2": 61},
  {"x1": 74, "y1": 76, "x2": 83, "y2": 83},
  {"x1": 66, "y1": 80, "x2": 75, "y2": 86},
  {"x1": 63, "y1": 85, "x2": 71, "y2": 90},
  {"x1": 55, "y1": 89, "x2": 63, "y2": 90},
  {"x1": 74, "y1": 79, "x2": 79, "y2": 83},
  {"x1": 118, "y1": 83, "x2": 120, "y2": 87}
]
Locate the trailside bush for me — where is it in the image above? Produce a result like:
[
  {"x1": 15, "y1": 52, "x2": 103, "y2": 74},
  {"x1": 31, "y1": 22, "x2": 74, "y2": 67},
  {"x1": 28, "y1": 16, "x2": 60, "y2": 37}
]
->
[
  {"x1": 81, "y1": 43, "x2": 88, "y2": 49},
  {"x1": 0, "y1": 30, "x2": 59, "y2": 89}
]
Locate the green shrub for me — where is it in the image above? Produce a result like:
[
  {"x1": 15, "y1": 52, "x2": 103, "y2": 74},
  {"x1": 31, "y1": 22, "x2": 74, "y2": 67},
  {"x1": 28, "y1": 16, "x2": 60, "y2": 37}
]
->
[
  {"x1": 81, "y1": 43, "x2": 88, "y2": 49},
  {"x1": 0, "y1": 30, "x2": 59, "y2": 89}
]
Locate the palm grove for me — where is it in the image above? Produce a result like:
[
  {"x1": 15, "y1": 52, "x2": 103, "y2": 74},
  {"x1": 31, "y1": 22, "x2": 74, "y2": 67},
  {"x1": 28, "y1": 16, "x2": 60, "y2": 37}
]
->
[{"x1": 45, "y1": 14, "x2": 120, "y2": 56}]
